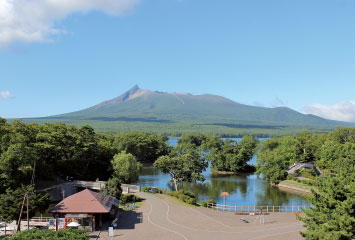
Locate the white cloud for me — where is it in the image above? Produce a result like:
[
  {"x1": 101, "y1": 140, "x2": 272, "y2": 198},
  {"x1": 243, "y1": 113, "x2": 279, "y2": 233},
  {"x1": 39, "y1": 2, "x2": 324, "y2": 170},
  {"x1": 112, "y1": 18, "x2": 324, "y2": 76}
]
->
[
  {"x1": 0, "y1": 0, "x2": 140, "y2": 48},
  {"x1": 0, "y1": 90, "x2": 13, "y2": 99},
  {"x1": 304, "y1": 101, "x2": 355, "y2": 123}
]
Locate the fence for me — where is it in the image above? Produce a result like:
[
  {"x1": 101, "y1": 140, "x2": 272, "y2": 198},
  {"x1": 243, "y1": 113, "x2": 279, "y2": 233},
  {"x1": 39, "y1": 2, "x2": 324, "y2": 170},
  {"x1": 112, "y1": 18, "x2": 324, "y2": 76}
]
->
[
  {"x1": 30, "y1": 217, "x2": 51, "y2": 223},
  {"x1": 121, "y1": 184, "x2": 141, "y2": 193},
  {"x1": 73, "y1": 180, "x2": 106, "y2": 190},
  {"x1": 207, "y1": 203, "x2": 309, "y2": 213}
]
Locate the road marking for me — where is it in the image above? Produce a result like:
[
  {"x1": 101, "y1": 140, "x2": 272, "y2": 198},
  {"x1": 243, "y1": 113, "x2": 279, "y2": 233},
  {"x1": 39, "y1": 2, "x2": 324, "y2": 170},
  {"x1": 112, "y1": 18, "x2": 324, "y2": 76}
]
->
[
  {"x1": 147, "y1": 200, "x2": 189, "y2": 240},
  {"x1": 162, "y1": 198, "x2": 303, "y2": 234}
]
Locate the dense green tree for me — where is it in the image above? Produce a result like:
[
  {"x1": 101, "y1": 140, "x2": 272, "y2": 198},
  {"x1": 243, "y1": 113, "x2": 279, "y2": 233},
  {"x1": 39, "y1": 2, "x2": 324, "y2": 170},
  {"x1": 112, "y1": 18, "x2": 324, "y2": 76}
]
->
[
  {"x1": 0, "y1": 121, "x2": 118, "y2": 192},
  {"x1": 300, "y1": 159, "x2": 355, "y2": 239},
  {"x1": 256, "y1": 133, "x2": 322, "y2": 184},
  {"x1": 208, "y1": 136, "x2": 258, "y2": 172},
  {"x1": 0, "y1": 185, "x2": 51, "y2": 223},
  {"x1": 113, "y1": 132, "x2": 171, "y2": 163},
  {"x1": 254, "y1": 128, "x2": 355, "y2": 238},
  {"x1": 154, "y1": 150, "x2": 208, "y2": 191},
  {"x1": 34, "y1": 124, "x2": 113, "y2": 181},
  {"x1": 0, "y1": 121, "x2": 38, "y2": 191},
  {"x1": 9, "y1": 228, "x2": 89, "y2": 240},
  {"x1": 297, "y1": 131, "x2": 319, "y2": 163},
  {"x1": 330, "y1": 127, "x2": 355, "y2": 144},
  {"x1": 256, "y1": 137, "x2": 298, "y2": 184},
  {"x1": 176, "y1": 133, "x2": 208, "y2": 152},
  {"x1": 111, "y1": 151, "x2": 142, "y2": 183},
  {"x1": 105, "y1": 177, "x2": 122, "y2": 199}
]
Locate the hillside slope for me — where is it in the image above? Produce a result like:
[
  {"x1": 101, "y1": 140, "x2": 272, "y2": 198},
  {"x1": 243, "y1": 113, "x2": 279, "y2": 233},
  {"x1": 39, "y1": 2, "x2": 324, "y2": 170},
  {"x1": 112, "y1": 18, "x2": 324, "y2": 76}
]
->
[{"x1": 54, "y1": 85, "x2": 346, "y2": 126}]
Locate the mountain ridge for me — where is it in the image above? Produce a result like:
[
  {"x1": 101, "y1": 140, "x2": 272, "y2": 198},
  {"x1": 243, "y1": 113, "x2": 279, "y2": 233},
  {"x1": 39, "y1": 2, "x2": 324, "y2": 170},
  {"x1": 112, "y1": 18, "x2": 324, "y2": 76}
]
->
[{"x1": 50, "y1": 85, "x2": 349, "y2": 127}]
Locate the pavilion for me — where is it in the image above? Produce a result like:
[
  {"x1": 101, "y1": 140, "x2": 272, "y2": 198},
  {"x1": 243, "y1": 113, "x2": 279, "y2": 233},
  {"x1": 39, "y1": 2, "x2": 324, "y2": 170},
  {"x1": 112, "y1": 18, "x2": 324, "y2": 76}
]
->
[{"x1": 51, "y1": 189, "x2": 119, "y2": 231}]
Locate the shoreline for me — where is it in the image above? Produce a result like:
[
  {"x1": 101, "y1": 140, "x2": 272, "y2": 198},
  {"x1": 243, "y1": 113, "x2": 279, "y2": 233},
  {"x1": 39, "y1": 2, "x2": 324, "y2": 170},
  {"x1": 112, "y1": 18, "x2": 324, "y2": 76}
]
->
[
  {"x1": 211, "y1": 169, "x2": 255, "y2": 175},
  {"x1": 276, "y1": 182, "x2": 312, "y2": 195}
]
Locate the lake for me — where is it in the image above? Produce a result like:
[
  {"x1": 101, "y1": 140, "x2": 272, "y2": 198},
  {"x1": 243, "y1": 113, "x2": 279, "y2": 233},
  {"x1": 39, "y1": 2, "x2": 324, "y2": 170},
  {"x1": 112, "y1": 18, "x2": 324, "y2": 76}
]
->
[{"x1": 135, "y1": 138, "x2": 310, "y2": 207}]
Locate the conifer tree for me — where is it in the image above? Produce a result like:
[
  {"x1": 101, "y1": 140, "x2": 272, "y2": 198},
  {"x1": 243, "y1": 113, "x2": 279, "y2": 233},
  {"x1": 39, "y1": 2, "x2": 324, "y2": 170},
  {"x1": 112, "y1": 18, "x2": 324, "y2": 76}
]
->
[{"x1": 300, "y1": 159, "x2": 355, "y2": 239}]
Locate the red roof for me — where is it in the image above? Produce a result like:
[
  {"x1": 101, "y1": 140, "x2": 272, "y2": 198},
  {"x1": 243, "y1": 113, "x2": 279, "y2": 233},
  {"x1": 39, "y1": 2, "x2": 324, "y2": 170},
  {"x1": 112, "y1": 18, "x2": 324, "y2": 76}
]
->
[{"x1": 51, "y1": 189, "x2": 119, "y2": 214}]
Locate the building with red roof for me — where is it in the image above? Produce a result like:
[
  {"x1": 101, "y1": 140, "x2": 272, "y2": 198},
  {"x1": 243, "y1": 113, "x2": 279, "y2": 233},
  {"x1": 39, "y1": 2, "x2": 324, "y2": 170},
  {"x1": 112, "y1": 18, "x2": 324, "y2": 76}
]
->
[{"x1": 51, "y1": 189, "x2": 119, "y2": 231}]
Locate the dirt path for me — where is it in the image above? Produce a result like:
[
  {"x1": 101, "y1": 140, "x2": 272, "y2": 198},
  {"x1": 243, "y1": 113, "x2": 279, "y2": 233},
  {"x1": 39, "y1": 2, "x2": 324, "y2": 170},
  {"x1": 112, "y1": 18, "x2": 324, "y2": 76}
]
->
[{"x1": 98, "y1": 192, "x2": 304, "y2": 240}]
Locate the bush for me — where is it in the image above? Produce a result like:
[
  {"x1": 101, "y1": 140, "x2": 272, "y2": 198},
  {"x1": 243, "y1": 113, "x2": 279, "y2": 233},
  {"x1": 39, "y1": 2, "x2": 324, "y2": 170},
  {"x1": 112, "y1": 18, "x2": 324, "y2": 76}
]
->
[
  {"x1": 200, "y1": 201, "x2": 207, "y2": 207},
  {"x1": 301, "y1": 179, "x2": 316, "y2": 186},
  {"x1": 141, "y1": 186, "x2": 163, "y2": 194},
  {"x1": 287, "y1": 175, "x2": 298, "y2": 181},
  {"x1": 295, "y1": 168, "x2": 317, "y2": 180},
  {"x1": 141, "y1": 186, "x2": 151, "y2": 192},
  {"x1": 167, "y1": 190, "x2": 197, "y2": 205},
  {"x1": 9, "y1": 229, "x2": 89, "y2": 240},
  {"x1": 200, "y1": 199, "x2": 216, "y2": 207},
  {"x1": 120, "y1": 194, "x2": 142, "y2": 205},
  {"x1": 206, "y1": 199, "x2": 216, "y2": 206}
]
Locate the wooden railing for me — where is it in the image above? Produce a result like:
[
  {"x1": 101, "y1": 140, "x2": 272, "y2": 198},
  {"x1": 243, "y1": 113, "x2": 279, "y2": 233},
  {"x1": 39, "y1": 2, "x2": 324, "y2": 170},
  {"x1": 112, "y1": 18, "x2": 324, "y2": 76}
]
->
[
  {"x1": 30, "y1": 217, "x2": 51, "y2": 222},
  {"x1": 207, "y1": 203, "x2": 309, "y2": 213}
]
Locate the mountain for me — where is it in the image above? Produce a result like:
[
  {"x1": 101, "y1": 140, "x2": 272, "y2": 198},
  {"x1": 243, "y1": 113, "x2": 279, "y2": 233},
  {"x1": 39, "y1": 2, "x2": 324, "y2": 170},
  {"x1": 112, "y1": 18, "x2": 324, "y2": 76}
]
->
[{"x1": 50, "y1": 85, "x2": 347, "y2": 127}]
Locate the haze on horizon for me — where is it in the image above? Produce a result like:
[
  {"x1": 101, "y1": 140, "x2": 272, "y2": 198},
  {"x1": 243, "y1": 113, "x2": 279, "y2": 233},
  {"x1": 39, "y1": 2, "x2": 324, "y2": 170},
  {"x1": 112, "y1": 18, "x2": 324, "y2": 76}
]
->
[{"x1": 1, "y1": 0, "x2": 355, "y2": 123}]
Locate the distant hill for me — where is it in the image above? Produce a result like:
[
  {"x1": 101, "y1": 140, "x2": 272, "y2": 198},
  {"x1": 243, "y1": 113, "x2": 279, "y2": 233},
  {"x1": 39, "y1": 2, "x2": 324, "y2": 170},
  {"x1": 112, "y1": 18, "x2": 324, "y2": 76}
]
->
[
  {"x1": 20, "y1": 85, "x2": 353, "y2": 136},
  {"x1": 51, "y1": 85, "x2": 345, "y2": 126}
]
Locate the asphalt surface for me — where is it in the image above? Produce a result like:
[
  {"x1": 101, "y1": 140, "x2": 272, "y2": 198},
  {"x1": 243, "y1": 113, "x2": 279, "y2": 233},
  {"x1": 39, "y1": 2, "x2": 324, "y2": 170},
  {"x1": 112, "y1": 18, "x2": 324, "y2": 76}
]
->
[{"x1": 97, "y1": 192, "x2": 304, "y2": 240}]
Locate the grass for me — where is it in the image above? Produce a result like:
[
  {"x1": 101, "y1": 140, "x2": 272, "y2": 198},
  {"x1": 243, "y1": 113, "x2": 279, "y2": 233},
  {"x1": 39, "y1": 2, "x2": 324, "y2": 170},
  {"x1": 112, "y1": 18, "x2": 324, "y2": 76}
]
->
[
  {"x1": 280, "y1": 180, "x2": 317, "y2": 192},
  {"x1": 157, "y1": 193, "x2": 199, "y2": 208}
]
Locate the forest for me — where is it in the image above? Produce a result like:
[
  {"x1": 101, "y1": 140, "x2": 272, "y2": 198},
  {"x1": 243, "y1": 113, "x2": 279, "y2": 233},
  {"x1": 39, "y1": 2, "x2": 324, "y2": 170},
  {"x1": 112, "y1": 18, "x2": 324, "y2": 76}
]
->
[
  {"x1": 0, "y1": 118, "x2": 170, "y2": 222},
  {"x1": 256, "y1": 128, "x2": 355, "y2": 239}
]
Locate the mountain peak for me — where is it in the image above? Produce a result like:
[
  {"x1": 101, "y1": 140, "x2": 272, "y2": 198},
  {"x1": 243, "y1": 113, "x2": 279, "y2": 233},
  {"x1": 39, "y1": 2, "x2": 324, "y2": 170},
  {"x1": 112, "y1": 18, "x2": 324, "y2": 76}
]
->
[
  {"x1": 99, "y1": 85, "x2": 144, "y2": 106},
  {"x1": 130, "y1": 84, "x2": 140, "y2": 93}
]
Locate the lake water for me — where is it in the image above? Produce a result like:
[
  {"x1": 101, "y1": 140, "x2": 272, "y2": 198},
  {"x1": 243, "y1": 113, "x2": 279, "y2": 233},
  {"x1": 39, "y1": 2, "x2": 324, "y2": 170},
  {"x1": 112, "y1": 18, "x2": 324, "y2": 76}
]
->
[{"x1": 135, "y1": 138, "x2": 310, "y2": 207}]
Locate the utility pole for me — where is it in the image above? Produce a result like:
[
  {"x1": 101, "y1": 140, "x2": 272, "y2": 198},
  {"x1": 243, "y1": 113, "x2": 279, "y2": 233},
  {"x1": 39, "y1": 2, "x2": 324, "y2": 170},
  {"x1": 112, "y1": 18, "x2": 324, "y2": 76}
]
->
[
  {"x1": 26, "y1": 193, "x2": 29, "y2": 230},
  {"x1": 17, "y1": 192, "x2": 27, "y2": 232}
]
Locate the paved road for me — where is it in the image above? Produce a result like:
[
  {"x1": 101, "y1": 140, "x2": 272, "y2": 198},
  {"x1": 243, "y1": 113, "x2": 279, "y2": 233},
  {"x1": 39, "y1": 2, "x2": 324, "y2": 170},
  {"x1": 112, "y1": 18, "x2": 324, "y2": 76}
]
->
[{"x1": 98, "y1": 192, "x2": 304, "y2": 240}]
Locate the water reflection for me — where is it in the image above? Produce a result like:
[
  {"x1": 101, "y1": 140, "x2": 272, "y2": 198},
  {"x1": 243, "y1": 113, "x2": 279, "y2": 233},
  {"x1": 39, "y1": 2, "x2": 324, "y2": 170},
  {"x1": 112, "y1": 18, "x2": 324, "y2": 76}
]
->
[
  {"x1": 136, "y1": 164, "x2": 310, "y2": 207},
  {"x1": 136, "y1": 137, "x2": 310, "y2": 207}
]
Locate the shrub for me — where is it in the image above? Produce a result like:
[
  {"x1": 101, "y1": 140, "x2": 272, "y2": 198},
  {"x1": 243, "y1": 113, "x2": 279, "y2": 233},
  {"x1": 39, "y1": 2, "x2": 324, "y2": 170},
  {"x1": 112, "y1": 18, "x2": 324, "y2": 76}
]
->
[
  {"x1": 301, "y1": 179, "x2": 316, "y2": 186},
  {"x1": 287, "y1": 175, "x2": 298, "y2": 181},
  {"x1": 199, "y1": 199, "x2": 216, "y2": 207},
  {"x1": 141, "y1": 186, "x2": 151, "y2": 192},
  {"x1": 295, "y1": 168, "x2": 317, "y2": 180},
  {"x1": 167, "y1": 190, "x2": 197, "y2": 205},
  {"x1": 141, "y1": 186, "x2": 163, "y2": 194},
  {"x1": 186, "y1": 197, "x2": 196, "y2": 205},
  {"x1": 206, "y1": 199, "x2": 216, "y2": 206},
  {"x1": 200, "y1": 201, "x2": 207, "y2": 207},
  {"x1": 120, "y1": 194, "x2": 142, "y2": 205},
  {"x1": 9, "y1": 229, "x2": 89, "y2": 240}
]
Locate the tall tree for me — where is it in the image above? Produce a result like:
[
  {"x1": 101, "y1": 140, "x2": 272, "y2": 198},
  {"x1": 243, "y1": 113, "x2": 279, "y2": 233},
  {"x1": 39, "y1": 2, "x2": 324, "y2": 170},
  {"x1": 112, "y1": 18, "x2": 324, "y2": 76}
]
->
[
  {"x1": 154, "y1": 150, "x2": 208, "y2": 191},
  {"x1": 300, "y1": 158, "x2": 355, "y2": 239},
  {"x1": 111, "y1": 151, "x2": 142, "y2": 184},
  {"x1": 105, "y1": 177, "x2": 122, "y2": 199},
  {"x1": 113, "y1": 132, "x2": 171, "y2": 163},
  {"x1": 0, "y1": 185, "x2": 51, "y2": 223},
  {"x1": 208, "y1": 136, "x2": 258, "y2": 172}
]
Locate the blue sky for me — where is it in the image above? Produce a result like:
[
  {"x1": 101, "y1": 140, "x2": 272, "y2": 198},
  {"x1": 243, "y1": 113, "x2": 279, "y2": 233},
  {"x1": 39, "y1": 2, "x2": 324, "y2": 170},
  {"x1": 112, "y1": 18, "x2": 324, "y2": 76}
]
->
[{"x1": 1, "y1": 0, "x2": 355, "y2": 122}]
